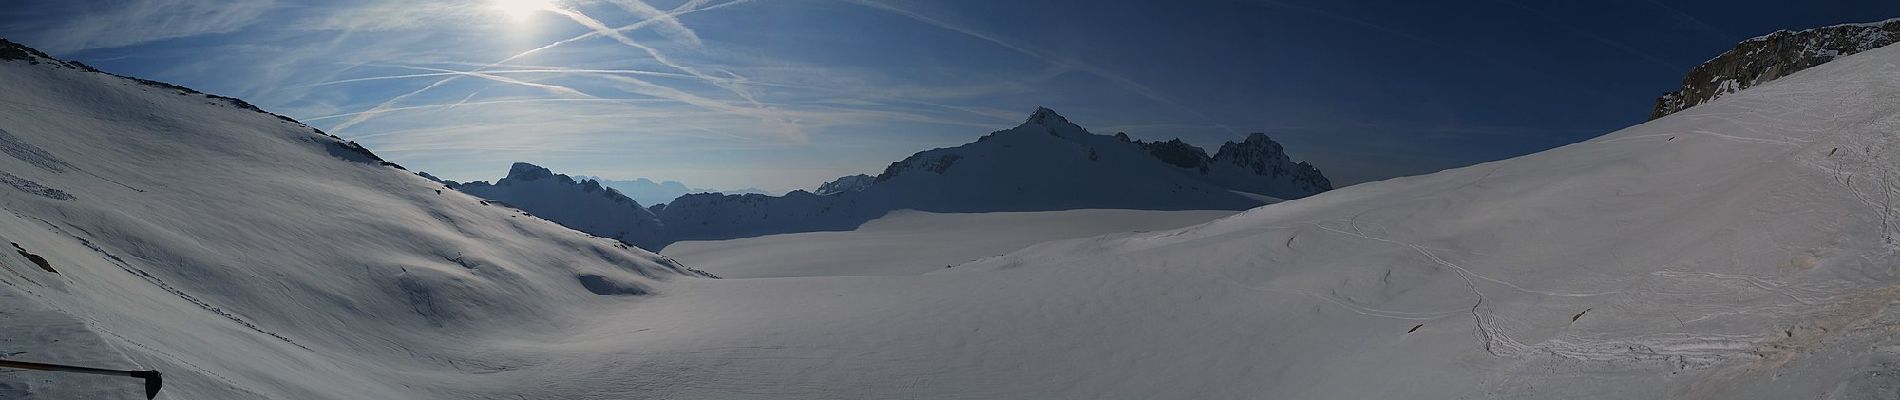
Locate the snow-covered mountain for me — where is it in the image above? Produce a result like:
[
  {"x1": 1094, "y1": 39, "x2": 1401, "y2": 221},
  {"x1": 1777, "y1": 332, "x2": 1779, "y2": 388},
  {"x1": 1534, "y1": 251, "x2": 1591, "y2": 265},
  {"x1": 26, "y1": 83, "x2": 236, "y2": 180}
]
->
[
  {"x1": 449, "y1": 163, "x2": 667, "y2": 249},
  {"x1": 0, "y1": 38, "x2": 705, "y2": 399},
  {"x1": 14, "y1": 21, "x2": 1900, "y2": 399},
  {"x1": 567, "y1": 175, "x2": 773, "y2": 206},
  {"x1": 860, "y1": 107, "x2": 1292, "y2": 211},
  {"x1": 1123, "y1": 132, "x2": 1332, "y2": 200},
  {"x1": 812, "y1": 174, "x2": 873, "y2": 196},
  {"x1": 569, "y1": 175, "x2": 693, "y2": 205},
  {"x1": 457, "y1": 107, "x2": 1332, "y2": 249},
  {"x1": 1651, "y1": 17, "x2": 1899, "y2": 119}
]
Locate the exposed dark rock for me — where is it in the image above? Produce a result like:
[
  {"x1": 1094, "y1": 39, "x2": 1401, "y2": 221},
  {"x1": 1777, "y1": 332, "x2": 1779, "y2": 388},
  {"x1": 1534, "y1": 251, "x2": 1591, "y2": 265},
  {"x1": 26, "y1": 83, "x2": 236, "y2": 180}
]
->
[
  {"x1": 1213, "y1": 133, "x2": 1333, "y2": 194},
  {"x1": 814, "y1": 174, "x2": 875, "y2": 196},
  {"x1": 1651, "y1": 18, "x2": 1900, "y2": 119}
]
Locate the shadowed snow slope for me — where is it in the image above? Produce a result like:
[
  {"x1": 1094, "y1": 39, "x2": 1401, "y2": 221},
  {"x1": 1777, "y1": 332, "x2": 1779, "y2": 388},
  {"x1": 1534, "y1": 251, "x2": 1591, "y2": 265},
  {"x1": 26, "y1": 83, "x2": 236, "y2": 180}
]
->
[
  {"x1": 0, "y1": 40, "x2": 703, "y2": 399},
  {"x1": 664, "y1": 209, "x2": 1239, "y2": 278},
  {"x1": 577, "y1": 42, "x2": 1900, "y2": 398},
  {"x1": 10, "y1": 35, "x2": 1900, "y2": 399}
]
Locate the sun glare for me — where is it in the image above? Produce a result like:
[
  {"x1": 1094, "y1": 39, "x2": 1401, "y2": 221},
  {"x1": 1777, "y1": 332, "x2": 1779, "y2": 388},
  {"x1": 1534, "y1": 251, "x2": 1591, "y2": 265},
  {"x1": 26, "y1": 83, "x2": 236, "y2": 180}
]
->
[{"x1": 491, "y1": 0, "x2": 555, "y2": 20}]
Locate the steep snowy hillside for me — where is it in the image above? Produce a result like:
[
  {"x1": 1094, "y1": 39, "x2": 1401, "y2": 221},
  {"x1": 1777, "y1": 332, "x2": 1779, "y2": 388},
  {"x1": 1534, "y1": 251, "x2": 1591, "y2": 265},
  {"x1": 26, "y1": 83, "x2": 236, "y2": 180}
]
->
[
  {"x1": 0, "y1": 39, "x2": 703, "y2": 399},
  {"x1": 1651, "y1": 17, "x2": 1898, "y2": 119},
  {"x1": 450, "y1": 163, "x2": 667, "y2": 249}
]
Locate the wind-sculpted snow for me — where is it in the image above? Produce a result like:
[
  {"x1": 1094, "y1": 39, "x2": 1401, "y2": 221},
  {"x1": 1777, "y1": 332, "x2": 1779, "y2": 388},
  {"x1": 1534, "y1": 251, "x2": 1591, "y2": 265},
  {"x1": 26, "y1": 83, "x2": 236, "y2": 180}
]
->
[{"x1": 0, "y1": 40, "x2": 702, "y2": 399}]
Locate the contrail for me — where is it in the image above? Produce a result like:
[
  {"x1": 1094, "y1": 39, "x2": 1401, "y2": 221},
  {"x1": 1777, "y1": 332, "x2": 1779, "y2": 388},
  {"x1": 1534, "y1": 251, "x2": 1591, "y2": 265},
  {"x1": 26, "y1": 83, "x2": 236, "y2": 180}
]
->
[
  {"x1": 325, "y1": 65, "x2": 599, "y2": 131},
  {"x1": 327, "y1": 0, "x2": 754, "y2": 134},
  {"x1": 602, "y1": 0, "x2": 703, "y2": 47},
  {"x1": 839, "y1": 0, "x2": 1237, "y2": 134},
  {"x1": 313, "y1": 68, "x2": 698, "y2": 87},
  {"x1": 1490, "y1": 0, "x2": 1682, "y2": 72},
  {"x1": 366, "y1": 65, "x2": 597, "y2": 98},
  {"x1": 305, "y1": 98, "x2": 670, "y2": 122},
  {"x1": 589, "y1": 72, "x2": 806, "y2": 141},
  {"x1": 545, "y1": 4, "x2": 794, "y2": 137}
]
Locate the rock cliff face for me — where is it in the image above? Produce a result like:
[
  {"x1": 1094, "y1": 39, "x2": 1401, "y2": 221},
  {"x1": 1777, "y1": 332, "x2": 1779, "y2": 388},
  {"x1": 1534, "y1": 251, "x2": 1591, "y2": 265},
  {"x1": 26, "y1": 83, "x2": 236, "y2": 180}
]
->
[
  {"x1": 813, "y1": 174, "x2": 874, "y2": 196},
  {"x1": 1651, "y1": 18, "x2": 1899, "y2": 119},
  {"x1": 1209, "y1": 133, "x2": 1332, "y2": 197}
]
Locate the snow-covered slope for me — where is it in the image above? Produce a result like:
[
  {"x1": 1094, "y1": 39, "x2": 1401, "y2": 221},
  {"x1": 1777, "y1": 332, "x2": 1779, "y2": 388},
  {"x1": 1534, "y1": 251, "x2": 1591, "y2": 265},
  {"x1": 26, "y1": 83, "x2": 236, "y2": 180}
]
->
[
  {"x1": 665, "y1": 209, "x2": 1238, "y2": 278},
  {"x1": 0, "y1": 39, "x2": 704, "y2": 399},
  {"x1": 574, "y1": 39, "x2": 1900, "y2": 399},
  {"x1": 1651, "y1": 17, "x2": 1899, "y2": 119},
  {"x1": 449, "y1": 163, "x2": 667, "y2": 249},
  {"x1": 858, "y1": 107, "x2": 1287, "y2": 211},
  {"x1": 16, "y1": 25, "x2": 1900, "y2": 399}
]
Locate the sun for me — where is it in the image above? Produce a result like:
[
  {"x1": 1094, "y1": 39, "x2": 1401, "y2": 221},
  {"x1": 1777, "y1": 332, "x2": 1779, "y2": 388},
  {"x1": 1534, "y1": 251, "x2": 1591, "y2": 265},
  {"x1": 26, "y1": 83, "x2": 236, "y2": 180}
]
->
[{"x1": 491, "y1": 0, "x2": 556, "y2": 20}]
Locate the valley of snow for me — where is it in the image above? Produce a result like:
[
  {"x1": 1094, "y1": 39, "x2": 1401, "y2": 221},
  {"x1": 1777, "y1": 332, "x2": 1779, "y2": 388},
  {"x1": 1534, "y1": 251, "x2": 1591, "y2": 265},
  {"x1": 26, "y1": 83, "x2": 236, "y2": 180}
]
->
[
  {"x1": 7, "y1": 33, "x2": 1900, "y2": 400},
  {"x1": 664, "y1": 209, "x2": 1237, "y2": 278}
]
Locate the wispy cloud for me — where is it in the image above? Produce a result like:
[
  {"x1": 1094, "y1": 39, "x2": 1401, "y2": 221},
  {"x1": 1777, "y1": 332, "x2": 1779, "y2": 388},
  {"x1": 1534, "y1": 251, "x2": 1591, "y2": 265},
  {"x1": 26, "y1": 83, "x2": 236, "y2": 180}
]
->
[
  {"x1": 7, "y1": 0, "x2": 276, "y2": 52},
  {"x1": 1489, "y1": 0, "x2": 1683, "y2": 72},
  {"x1": 600, "y1": 0, "x2": 704, "y2": 47}
]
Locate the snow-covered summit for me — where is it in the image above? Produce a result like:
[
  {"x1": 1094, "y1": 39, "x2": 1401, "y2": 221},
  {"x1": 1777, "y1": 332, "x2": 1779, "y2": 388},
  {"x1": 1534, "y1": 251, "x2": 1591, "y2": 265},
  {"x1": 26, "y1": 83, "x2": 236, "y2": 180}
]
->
[
  {"x1": 504, "y1": 161, "x2": 558, "y2": 181},
  {"x1": 1023, "y1": 106, "x2": 1079, "y2": 131},
  {"x1": 1650, "y1": 17, "x2": 1900, "y2": 119}
]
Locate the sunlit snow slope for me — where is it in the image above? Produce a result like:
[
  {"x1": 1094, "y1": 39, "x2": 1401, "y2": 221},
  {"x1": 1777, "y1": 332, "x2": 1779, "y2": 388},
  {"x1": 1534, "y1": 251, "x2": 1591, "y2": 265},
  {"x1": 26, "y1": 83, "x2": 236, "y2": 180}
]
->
[
  {"x1": 0, "y1": 41, "x2": 706, "y2": 399},
  {"x1": 572, "y1": 43, "x2": 1900, "y2": 398},
  {"x1": 10, "y1": 36, "x2": 1900, "y2": 399}
]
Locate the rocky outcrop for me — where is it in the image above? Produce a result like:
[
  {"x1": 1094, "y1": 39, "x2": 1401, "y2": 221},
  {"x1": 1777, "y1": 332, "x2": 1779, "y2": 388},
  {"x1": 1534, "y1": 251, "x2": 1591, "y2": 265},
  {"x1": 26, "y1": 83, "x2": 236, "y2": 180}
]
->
[
  {"x1": 814, "y1": 174, "x2": 874, "y2": 196},
  {"x1": 1211, "y1": 133, "x2": 1333, "y2": 196},
  {"x1": 1651, "y1": 18, "x2": 1900, "y2": 119}
]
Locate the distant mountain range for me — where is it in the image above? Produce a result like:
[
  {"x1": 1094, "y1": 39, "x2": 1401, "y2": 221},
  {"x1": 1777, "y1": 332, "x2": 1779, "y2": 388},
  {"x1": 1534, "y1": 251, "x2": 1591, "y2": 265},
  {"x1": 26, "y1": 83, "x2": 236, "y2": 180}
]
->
[
  {"x1": 565, "y1": 175, "x2": 774, "y2": 206},
  {"x1": 446, "y1": 107, "x2": 1333, "y2": 250}
]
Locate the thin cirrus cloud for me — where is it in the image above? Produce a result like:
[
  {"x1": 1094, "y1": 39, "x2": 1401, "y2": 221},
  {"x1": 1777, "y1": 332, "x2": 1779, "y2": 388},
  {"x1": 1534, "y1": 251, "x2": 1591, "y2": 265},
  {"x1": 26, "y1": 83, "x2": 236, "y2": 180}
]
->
[
  {"x1": 1, "y1": 0, "x2": 1251, "y2": 190},
  {"x1": 5, "y1": 0, "x2": 277, "y2": 53},
  {"x1": 4, "y1": 0, "x2": 1773, "y2": 190}
]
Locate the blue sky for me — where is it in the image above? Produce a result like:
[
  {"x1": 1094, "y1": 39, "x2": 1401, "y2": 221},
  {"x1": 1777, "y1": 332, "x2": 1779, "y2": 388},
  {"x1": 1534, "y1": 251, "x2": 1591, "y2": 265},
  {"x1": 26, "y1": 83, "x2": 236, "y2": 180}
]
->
[{"x1": 2, "y1": 0, "x2": 1895, "y2": 192}]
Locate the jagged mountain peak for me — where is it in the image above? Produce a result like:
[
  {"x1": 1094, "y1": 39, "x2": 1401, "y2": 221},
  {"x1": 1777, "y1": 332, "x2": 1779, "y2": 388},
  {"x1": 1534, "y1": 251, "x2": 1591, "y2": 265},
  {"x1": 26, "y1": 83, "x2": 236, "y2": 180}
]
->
[
  {"x1": 814, "y1": 174, "x2": 875, "y2": 196},
  {"x1": 1024, "y1": 106, "x2": 1070, "y2": 126},
  {"x1": 507, "y1": 162, "x2": 559, "y2": 181}
]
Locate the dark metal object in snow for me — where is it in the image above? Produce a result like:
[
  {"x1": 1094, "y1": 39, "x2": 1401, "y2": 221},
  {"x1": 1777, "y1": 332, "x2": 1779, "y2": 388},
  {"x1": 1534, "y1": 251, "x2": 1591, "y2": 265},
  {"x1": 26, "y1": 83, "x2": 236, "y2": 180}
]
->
[{"x1": 0, "y1": 359, "x2": 162, "y2": 399}]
